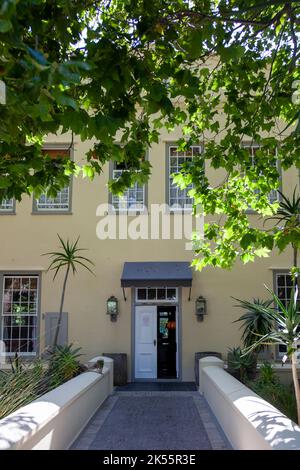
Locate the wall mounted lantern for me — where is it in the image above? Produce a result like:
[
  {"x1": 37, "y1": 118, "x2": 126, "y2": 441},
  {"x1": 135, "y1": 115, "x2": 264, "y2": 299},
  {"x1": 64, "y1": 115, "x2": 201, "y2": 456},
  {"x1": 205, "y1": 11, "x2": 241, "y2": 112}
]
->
[
  {"x1": 195, "y1": 296, "x2": 207, "y2": 322},
  {"x1": 107, "y1": 295, "x2": 119, "y2": 322}
]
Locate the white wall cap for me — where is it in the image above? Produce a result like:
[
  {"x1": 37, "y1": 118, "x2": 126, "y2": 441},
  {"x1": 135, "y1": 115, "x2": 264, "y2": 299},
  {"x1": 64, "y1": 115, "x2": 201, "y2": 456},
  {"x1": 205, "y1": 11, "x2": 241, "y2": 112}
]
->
[
  {"x1": 204, "y1": 366, "x2": 244, "y2": 395},
  {"x1": 88, "y1": 356, "x2": 114, "y2": 364},
  {"x1": 199, "y1": 356, "x2": 224, "y2": 366}
]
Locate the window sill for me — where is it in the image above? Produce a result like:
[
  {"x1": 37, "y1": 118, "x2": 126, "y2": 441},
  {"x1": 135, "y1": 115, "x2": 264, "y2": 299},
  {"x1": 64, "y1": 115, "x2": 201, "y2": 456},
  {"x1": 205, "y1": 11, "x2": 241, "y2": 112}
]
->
[{"x1": 31, "y1": 211, "x2": 73, "y2": 215}]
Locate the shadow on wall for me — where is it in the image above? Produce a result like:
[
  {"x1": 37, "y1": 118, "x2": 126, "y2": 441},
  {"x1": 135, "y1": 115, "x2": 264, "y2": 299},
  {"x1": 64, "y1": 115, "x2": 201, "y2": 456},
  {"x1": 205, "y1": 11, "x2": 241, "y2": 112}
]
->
[
  {"x1": 0, "y1": 411, "x2": 41, "y2": 450},
  {"x1": 246, "y1": 399, "x2": 300, "y2": 449}
]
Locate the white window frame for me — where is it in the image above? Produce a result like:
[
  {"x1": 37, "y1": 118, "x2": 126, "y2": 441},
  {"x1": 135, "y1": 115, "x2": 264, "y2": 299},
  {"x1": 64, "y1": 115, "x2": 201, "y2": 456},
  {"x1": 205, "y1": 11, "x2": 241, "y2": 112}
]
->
[
  {"x1": 135, "y1": 287, "x2": 178, "y2": 303},
  {"x1": 33, "y1": 144, "x2": 72, "y2": 214},
  {"x1": 167, "y1": 144, "x2": 202, "y2": 212},
  {"x1": 35, "y1": 185, "x2": 71, "y2": 212},
  {"x1": 1, "y1": 275, "x2": 39, "y2": 357},
  {"x1": 242, "y1": 143, "x2": 281, "y2": 208},
  {"x1": 111, "y1": 163, "x2": 146, "y2": 213},
  {"x1": 274, "y1": 271, "x2": 300, "y2": 357},
  {"x1": 0, "y1": 198, "x2": 14, "y2": 213}
]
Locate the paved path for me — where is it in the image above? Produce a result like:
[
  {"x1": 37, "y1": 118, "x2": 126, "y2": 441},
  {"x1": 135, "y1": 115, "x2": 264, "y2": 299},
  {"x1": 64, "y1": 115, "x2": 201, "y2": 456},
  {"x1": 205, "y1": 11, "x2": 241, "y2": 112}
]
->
[{"x1": 72, "y1": 391, "x2": 231, "y2": 450}]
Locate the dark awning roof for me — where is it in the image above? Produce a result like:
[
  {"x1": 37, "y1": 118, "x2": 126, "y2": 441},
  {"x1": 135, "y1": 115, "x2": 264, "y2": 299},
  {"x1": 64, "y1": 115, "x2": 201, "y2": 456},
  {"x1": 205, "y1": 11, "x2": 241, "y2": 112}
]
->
[{"x1": 121, "y1": 262, "x2": 192, "y2": 288}]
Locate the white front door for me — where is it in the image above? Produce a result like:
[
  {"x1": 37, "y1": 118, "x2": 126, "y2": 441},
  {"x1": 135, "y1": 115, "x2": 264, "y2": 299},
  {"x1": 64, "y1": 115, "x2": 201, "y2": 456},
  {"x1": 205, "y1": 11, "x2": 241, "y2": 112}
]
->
[{"x1": 135, "y1": 305, "x2": 157, "y2": 379}]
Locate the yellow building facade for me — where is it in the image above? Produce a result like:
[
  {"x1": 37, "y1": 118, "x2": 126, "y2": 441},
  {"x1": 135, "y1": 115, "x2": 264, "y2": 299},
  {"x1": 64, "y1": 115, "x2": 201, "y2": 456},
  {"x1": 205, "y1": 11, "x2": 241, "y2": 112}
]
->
[{"x1": 0, "y1": 125, "x2": 298, "y2": 381}]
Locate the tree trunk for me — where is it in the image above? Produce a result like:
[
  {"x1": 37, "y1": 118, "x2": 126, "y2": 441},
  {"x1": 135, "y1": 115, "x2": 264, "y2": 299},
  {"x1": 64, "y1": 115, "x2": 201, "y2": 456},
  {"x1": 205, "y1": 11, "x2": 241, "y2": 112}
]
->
[
  {"x1": 291, "y1": 351, "x2": 300, "y2": 424},
  {"x1": 293, "y1": 245, "x2": 298, "y2": 288},
  {"x1": 53, "y1": 265, "x2": 70, "y2": 348},
  {"x1": 293, "y1": 245, "x2": 298, "y2": 269}
]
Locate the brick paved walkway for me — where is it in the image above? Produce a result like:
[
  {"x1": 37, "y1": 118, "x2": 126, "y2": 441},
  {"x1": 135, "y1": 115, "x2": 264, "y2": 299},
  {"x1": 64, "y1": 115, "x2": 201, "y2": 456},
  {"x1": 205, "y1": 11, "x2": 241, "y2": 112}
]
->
[{"x1": 72, "y1": 391, "x2": 231, "y2": 450}]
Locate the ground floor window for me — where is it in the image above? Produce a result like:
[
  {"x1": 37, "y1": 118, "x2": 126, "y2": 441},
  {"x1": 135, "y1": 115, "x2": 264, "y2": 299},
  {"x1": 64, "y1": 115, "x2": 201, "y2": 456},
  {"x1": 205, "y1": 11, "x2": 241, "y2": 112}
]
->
[
  {"x1": 275, "y1": 272, "x2": 300, "y2": 355},
  {"x1": 136, "y1": 287, "x2": 178, "y2": 302},
  {"x1": 1, "y1": 275, "x2": 39, "y2": 356}
]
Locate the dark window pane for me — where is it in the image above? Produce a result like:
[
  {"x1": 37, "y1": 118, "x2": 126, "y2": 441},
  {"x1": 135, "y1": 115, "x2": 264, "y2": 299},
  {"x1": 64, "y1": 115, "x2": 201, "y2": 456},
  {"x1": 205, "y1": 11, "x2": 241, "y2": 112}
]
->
[
  {"x1": 157, "y1": 289, "x2": 166, "y2": 300},
  {"x1": 277, "y1": 287, "x2": 285, "y2": 299},
  {"x1": 19, "y1": 340, "x2": 27, "y2": 352},
  {"x1": 166, "y1": 289, "x2": 176, "y2": 300},
  {"x1": 30, "y1": 278, "x2": 38, "y2": 289},
  {"x1": 12, "y1": 278, "x2": 20, "y2": 289},
  {"x1": 277, "y1": 275, "x2": 286, "y2": 286},
  {"x1": 137, "y1": 289, "x2": 146, "y2": 300},
  {"x1": 147, "y1": 289, "x2": 156, "y2": 300}
]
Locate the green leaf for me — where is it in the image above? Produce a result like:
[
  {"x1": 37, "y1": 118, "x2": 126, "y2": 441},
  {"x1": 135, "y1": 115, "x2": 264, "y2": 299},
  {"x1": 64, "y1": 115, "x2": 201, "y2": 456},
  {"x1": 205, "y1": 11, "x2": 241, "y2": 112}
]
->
[
  {"x1": 27, "y1": 47, "x2": 49, "y2": 66},
  {"x1": 0, "y1": 177, "x2": 10, "y2": 188},
  {"x1": 0, "y1": 20, "x2": 12, "y2": 33},
  {"x1": 54, "y1": 93, "x2": 78, "y2": 110},
  {"x1": 240, "y1": 233, "x2": 256, "y2": 250}
]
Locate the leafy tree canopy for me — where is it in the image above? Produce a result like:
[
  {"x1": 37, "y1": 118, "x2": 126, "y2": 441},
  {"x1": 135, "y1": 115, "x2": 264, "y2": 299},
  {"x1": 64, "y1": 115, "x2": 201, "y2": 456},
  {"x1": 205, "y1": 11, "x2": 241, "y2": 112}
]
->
[{"x1": 1, "y1": 0, "x2": 300, "y2": 269}]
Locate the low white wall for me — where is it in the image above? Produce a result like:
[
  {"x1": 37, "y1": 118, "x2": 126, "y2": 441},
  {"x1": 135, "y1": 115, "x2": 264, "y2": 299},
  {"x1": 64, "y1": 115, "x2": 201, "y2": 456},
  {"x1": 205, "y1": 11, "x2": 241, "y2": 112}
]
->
[
  {"x1": 199, "y1": 357, "x2": 300, "y2": 450},
  {"x1": 0, "y1": 356, "x2": 114, "y2": 450}
]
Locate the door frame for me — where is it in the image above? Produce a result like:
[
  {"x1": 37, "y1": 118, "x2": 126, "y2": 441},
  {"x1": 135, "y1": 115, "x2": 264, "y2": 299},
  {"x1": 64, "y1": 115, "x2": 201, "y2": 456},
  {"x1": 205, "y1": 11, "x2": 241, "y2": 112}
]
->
[{"x1": 131, "y1": 287, "x2": 182, "y2": 382}]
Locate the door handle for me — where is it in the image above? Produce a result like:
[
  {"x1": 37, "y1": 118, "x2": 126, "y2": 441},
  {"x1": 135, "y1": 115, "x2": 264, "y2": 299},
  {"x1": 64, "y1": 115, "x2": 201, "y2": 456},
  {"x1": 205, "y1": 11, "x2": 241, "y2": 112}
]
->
[{"x1": 154, "y1": 339, "x2": 157, "y2": 346}]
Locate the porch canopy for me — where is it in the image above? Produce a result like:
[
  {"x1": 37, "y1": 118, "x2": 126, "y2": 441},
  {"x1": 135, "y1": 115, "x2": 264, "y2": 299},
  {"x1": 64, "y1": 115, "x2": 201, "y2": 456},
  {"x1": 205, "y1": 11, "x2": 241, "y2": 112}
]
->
[{"x1": 121, "y1": 262, "x2": 192, "y2": 288}]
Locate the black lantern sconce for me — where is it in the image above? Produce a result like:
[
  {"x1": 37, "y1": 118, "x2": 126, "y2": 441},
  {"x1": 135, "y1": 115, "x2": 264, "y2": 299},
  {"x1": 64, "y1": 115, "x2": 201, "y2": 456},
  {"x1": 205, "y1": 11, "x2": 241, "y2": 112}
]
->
[
  {"x1": 195, "y1": 296, "x2": 207, "y2": 322},
  {"x1": 107, "y1": 295, "x2": 119, "y2": 322}
]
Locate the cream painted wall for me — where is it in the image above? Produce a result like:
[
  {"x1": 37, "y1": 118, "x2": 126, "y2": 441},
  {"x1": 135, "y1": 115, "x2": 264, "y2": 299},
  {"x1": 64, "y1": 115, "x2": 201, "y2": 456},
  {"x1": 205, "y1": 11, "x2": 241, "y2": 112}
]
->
[{"x1": 0, "y1": 129, "x2": 298, "y2": 381}]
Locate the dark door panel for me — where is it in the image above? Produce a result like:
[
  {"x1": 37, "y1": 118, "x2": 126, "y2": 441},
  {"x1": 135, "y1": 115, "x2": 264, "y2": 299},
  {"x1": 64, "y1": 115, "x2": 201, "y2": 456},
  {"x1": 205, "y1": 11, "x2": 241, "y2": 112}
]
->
[{"x1": 157, "y1": 306, "x2": 177, "y2": 379}]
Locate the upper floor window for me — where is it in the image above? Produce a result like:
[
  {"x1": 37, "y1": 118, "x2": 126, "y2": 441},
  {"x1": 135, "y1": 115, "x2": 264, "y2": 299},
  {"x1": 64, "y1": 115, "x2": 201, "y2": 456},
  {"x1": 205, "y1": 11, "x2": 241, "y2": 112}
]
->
[
  {"x1": 0, "y1": 198, "x2": 14, "y2": 213},
  {"x1": 33, "y1": 147, "x2": 72, "y2": 213},
  {"x1": 242, "y1": 143, "x2": 280, "y2": 207},
  {"x1": 1, "y1": 275, "x2": 39, "y2": 356},
  {"x1": 167, "y1": 144, "x2": 202, "y2": 211},
  {"x1": 110, "y1": 161, "x2": 145, "y2": 212},
  {"x1": 35, "y1": 186, "x2": 70, "y2": 211}
]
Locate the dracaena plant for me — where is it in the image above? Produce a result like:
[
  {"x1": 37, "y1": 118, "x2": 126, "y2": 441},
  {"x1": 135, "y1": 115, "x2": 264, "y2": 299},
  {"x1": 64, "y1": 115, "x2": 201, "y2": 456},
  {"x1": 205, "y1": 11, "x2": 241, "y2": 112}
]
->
[
  {"x1": 238, "y1": 285, "x2": 300, "y2": 424},
  {"x1": 43, "y1": 235, "x2": 94, "y2": 348},
  {"x1": 233, "y1": 298, "x2": 274, "y2": 353}
]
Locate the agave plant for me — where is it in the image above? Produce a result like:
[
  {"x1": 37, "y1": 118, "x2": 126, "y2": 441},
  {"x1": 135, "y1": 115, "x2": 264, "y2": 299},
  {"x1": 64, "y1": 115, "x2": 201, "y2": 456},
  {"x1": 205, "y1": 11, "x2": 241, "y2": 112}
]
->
[
  {"x1": 43, "y1": 235, "x2": 94, "y2": 348},
  {"x1": 233, "y1": 298, "x2": 274, "y2": 353},
  {"x1": 227, "y1": 346, "x2": 257, "y2": 383},
  {"x1": 48, "y1": 344, "x2": 82, "y2": 388},
  {"x1": 240, "y1": 285, "x2": 300, "y2": 424}
]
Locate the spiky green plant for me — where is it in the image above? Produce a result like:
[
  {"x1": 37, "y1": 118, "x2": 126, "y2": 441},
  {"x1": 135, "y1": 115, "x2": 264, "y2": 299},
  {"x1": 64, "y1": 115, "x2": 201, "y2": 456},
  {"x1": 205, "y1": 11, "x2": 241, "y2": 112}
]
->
[
  {"x1": 266, "y1": 187, "x2": 300, "y2": 280},
  {"x1": 240, "y1": 285, "x2": 300, "y2": 424},
  {"x1": 227, "y1": 346, "x2": 257, "y2": 383},
  {"x1": 43, "y1": 235, "x2": 94, "y2": 348},
  {"x1": 48, "y1": 344, "x2": 82, "y2": 388},
  {"x1": 0, "y1": 358, "x2": 48, "y2": 419},
  {"x1": 233, "y1": 298, "x2": 274, "y2": 352}
]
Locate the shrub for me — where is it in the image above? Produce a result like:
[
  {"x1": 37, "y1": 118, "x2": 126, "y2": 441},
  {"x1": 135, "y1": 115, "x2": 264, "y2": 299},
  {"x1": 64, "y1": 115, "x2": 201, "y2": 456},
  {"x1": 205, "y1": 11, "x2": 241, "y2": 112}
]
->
[
  {"x1": 227, "y1": 346, "x2": 257, "y2": 383},
  {"x1": 0, "y1": 358, "x2": 49, "y2": 420},
  {"x1": 0, "y1": 345, "x2": 84, "y2": 420},
  {"x1": 48, "y1": 344, "x2": 82, "y2": 388}
]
